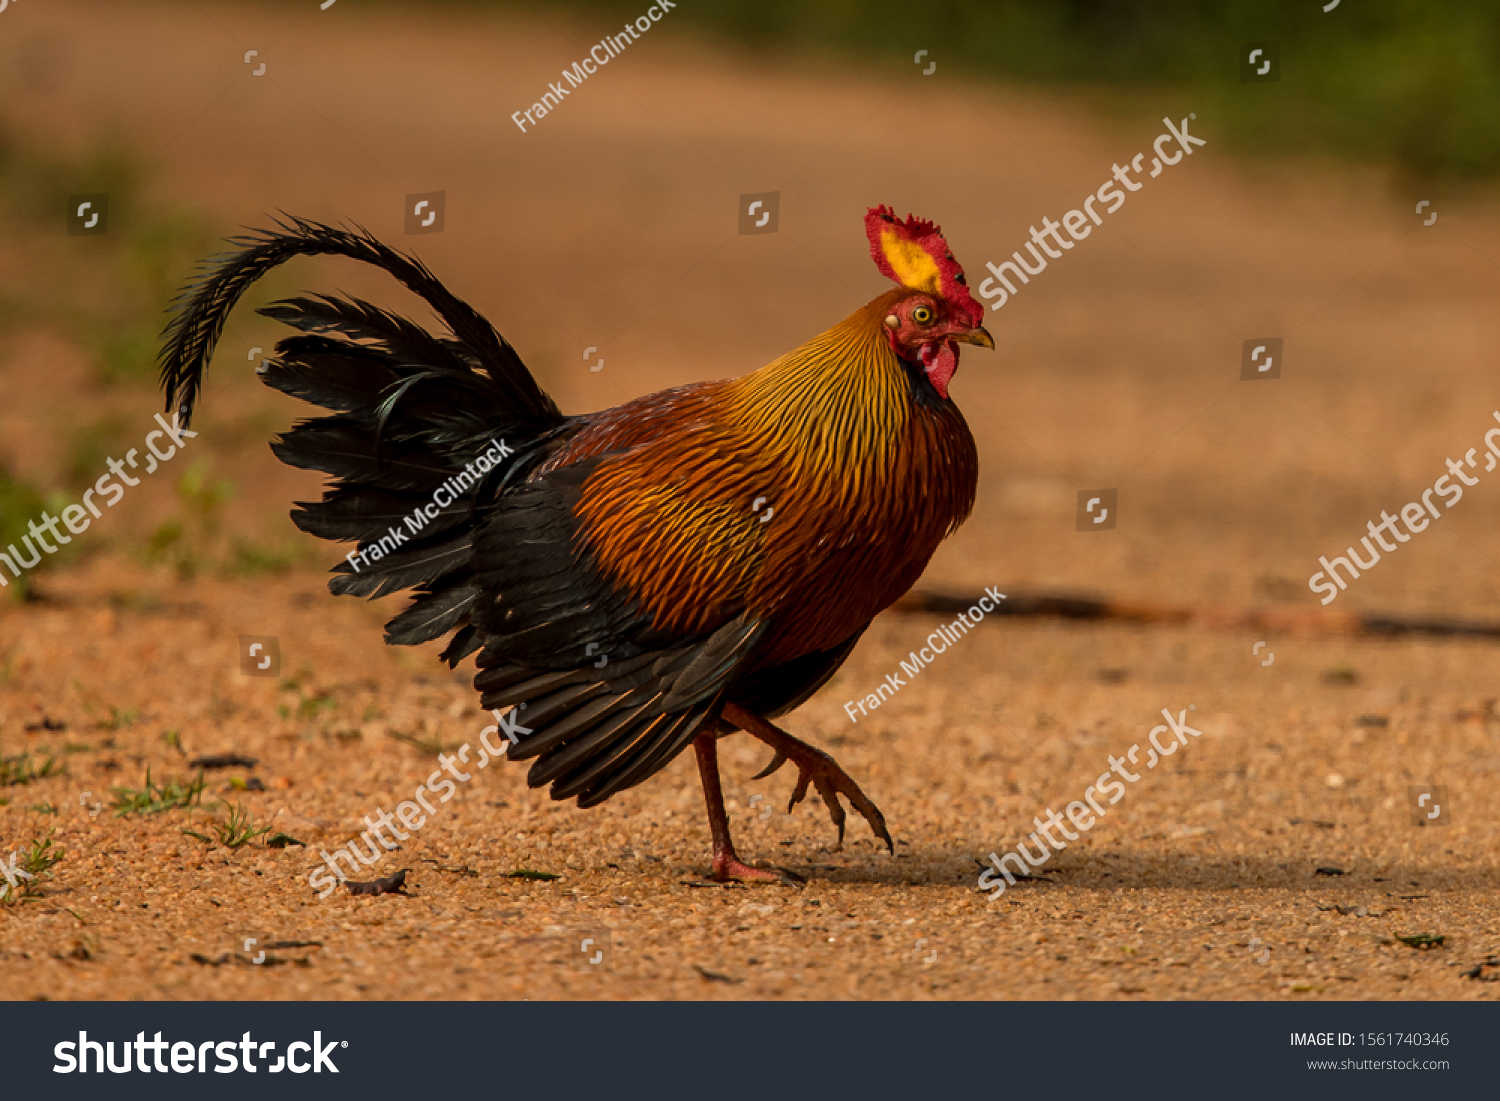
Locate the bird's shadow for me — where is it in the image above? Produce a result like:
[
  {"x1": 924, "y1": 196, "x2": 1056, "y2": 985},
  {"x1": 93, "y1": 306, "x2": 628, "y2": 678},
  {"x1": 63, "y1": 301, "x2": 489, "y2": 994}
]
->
[{"x1": 735, "y1": 841, "x2": 1493, "y2": 896}]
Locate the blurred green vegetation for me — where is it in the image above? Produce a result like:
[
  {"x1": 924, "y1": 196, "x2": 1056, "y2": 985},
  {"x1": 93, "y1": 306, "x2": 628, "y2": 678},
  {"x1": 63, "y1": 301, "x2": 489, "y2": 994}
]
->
[
  {"x1": 473, "y1": 0, "x2": 1500, "y2": 179},
  {"x1": 0, "y1": 127, "x2": 213, "y2": 595},
  {"x1": 0, "y1": 464, "x2": 53, "y2": 600},
  {"x1": 87, "y1": 213, "x2": 216, "y2": 386},
  {"x1": 145, "y1": 460, "x2": 305, "y2": 581},
  {"x1": 0, "y1": 127, "x2": 139, "y2": 224},
  {"x1": 63, "y1": 415, "x2": 132, "y2": 492},
  {"x1": 0, "y1": 128, "x2": 306, "y2": 588},
  {"x1": 0, "y1": 125, "x2": 214, "y2": 388},
  {"x1": 146, "y1": 460, "x2": 235, "y2": 580}
]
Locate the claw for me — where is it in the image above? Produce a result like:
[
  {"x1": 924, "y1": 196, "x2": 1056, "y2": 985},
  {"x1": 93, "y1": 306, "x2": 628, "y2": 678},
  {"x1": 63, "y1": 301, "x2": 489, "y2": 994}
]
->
[
  {"x1": 751, "y1": 750, "x2": 788, "y2": 781},
  {"x1": 809, "y1": 774, "x2": 848, "y2": 849},
  {"x1": 782, "y1": 749, "x2": 891, "y2": 853},
  {"x1": 788, "y1": 768, "x2": 811, "y2": 815}
]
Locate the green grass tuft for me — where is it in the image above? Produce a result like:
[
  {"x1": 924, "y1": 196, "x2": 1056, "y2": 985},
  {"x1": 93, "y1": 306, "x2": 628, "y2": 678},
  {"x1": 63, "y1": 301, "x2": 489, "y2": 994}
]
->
[
  {"x1": 183, "y1": 802, "x2": 272, "y2": 850},
  {"x1": 0, "y1": 830, "x2": 65, "y2": 904},
  {"x1": 111, "y1": 767, "x2": 206, "y2": 816},
  {"x1": 0, "y1": 751, "x2": 65, "y2": 787}
]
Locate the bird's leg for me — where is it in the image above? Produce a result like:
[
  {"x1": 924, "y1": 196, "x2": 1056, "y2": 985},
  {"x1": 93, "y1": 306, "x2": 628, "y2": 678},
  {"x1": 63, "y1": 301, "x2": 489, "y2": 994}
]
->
[
  {"x1": 722, "y1": 702, "x2": 894, "y2": 854},
  {"x1": 692, "y1": 729, "x2": 803, "y2": 886}
]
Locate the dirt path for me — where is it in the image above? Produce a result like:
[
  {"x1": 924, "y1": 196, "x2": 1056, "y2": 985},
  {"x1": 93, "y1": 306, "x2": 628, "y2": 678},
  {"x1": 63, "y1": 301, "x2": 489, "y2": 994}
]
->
[{"x1": 1, "y1": 1, "x2": 1498, "y2": 1001}]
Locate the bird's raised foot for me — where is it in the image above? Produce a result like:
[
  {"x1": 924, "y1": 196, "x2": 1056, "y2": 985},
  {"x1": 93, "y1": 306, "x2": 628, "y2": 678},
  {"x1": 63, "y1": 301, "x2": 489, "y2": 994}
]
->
[
  {"x1": 728, "y1": 701, "x2": 895, "y2": 855},
  {"x1": 781, "y1": 742, "x2": 895, "y2": 855},
  {"x1": 710, "y1": 851, "x2": 805, "y2": 887}
]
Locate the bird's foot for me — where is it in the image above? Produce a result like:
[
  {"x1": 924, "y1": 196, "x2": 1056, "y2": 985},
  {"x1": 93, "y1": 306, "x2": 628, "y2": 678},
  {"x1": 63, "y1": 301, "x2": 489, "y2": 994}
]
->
[
  {"x1": 709, "y1": 849, "x2": 805, "y2": 887},
  {"x1": 778, "y1": 741, "x2": 894, "y2": 854},
  {"x1": 694, "y1": 726, "x2": 803, "y2": 887},
  {"x1": 728, "y1": 703, "x2": 894, "y2": 854}
]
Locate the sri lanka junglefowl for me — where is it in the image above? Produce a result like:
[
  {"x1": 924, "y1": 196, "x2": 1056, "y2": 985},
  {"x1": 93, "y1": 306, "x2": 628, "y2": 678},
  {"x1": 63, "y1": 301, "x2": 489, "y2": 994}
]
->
[{"x1": 159, "y1": 205, "x2": 992, "y2": 883}]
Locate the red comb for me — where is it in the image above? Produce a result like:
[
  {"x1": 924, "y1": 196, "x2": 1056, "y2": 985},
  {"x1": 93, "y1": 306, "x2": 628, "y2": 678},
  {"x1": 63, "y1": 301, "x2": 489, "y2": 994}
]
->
[{"x1": 864, "y1": 205, "x2": 983, "y2": 328}]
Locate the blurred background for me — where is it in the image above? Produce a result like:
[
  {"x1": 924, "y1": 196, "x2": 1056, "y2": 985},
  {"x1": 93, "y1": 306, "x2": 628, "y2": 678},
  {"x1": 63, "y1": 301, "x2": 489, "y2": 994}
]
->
[
  {"x1": 2, "y1": 0, "x2": 1499, "y2": 617},
  {"x1": 2, "y1": 0, "x2": 1500, "y2": 1004}
]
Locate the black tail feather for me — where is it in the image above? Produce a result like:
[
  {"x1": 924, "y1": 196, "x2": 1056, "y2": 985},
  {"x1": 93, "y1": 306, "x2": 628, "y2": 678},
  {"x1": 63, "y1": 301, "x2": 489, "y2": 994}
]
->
[
  {"x1": 158, "y1": 215, "x2": 571, "y2": 657},
  {"x1": 159, "y1": 215, "x2": 560, "y2": 429},
  {"x1": 384, "y1": 581, "x2": 481, "y2": 645},
  {"x1": 253, "y1": 336, "x2": 402, "y2": 415}
]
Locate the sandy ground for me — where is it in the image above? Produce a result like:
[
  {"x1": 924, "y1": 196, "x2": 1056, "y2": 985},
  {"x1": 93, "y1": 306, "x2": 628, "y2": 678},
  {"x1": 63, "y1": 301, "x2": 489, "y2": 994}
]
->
[{"x1": 1, "y1": 1, "x2": 1499, "y2": 1001}]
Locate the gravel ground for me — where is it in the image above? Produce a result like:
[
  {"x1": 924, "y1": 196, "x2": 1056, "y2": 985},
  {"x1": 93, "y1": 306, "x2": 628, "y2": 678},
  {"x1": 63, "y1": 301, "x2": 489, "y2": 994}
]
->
[
  {"x1": 2, "y1": 557, "x2": 1498, "y2": 1000},
  {"x1": 1, "y1": 1, "x2": 1498, "y2": 1002}
]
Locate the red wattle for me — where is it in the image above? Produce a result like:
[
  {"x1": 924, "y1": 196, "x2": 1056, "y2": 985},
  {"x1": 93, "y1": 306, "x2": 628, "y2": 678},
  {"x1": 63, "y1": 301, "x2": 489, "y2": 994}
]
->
[{"x1": 920, "y1": 341, "x2": 959, "y2": 399}]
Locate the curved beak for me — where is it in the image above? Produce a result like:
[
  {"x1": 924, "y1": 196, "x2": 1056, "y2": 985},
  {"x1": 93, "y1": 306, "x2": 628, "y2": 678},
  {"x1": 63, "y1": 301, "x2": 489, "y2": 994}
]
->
[{"x1": 951, "y1": 326, "x2": 995, "y2": 350}]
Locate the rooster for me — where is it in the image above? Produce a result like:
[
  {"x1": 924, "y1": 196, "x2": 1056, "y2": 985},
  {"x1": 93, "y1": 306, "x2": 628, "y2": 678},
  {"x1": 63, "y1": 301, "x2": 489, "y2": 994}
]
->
[{"x1": 159, "y1": 205, "x2": 992, "y2": 883}]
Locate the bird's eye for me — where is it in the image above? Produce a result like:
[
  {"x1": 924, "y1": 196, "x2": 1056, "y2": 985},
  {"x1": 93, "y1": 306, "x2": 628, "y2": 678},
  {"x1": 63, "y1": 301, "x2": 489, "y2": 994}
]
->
[{"x1": 911, "y1": 305, "x2": 933, "y2": 324}]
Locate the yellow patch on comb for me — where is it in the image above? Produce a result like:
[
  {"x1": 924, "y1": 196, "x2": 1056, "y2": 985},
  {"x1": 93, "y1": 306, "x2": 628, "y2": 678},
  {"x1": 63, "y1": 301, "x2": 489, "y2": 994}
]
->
[{"x1": 879, "y1": 228, "x2": 942, "y2": 295}]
